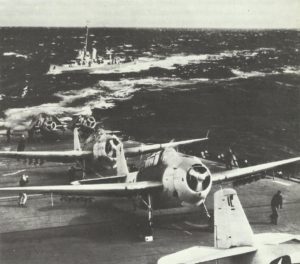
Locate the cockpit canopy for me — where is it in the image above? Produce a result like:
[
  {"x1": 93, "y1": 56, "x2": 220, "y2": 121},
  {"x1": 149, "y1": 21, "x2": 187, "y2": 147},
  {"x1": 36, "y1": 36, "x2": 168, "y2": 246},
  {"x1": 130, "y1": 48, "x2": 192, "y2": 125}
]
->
[{"x1": 92, "y1": 133, "x2": 121, "y2": 160}]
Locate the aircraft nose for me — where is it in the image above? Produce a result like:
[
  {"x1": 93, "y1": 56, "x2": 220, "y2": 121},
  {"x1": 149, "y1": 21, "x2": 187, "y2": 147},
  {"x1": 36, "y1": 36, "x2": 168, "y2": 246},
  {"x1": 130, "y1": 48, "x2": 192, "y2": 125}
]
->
[
  {"x1": 188, "y1": 168, "x2": 207, "y2": 181},
  {"x1": 186, "y1": 164, "x2": 210, "y2": 192}
]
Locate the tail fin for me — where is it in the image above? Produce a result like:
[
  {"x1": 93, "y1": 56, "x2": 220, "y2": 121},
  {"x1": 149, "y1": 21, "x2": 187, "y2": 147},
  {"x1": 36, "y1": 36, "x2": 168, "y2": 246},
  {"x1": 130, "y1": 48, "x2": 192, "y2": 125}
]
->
[
  {"x1": 158, "y1": 188, "x2": 256, "y2": 264},
  {"x1": 115, "y1": 141, "x2": 129, "y2": 176},
  {"x1": 214, "y1": 188, "x2": 254, "y2": 249},
  {"x1": 73, "y1": 128, "x2": 81, "y2": 151}
]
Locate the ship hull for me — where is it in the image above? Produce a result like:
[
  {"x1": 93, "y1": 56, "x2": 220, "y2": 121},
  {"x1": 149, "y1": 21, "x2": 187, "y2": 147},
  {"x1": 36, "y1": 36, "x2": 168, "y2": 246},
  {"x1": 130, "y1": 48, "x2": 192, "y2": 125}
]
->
[{"x1": 47, "y1": 61, "x2": 137, "y2": 75}]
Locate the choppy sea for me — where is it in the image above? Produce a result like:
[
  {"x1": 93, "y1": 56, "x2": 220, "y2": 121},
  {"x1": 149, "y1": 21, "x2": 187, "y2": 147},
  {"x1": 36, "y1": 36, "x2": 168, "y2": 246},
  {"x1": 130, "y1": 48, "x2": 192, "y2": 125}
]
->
[{"x1": 0, "y1": 27, "x2": 299, "y2": 161}]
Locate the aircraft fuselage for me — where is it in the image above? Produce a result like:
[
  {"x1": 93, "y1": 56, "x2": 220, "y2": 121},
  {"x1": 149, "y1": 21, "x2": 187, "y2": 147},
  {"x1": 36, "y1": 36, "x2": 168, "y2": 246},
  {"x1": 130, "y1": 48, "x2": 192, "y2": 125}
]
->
[{"x1": 132, "y1": 149, "x2": 212, "y2": 209}]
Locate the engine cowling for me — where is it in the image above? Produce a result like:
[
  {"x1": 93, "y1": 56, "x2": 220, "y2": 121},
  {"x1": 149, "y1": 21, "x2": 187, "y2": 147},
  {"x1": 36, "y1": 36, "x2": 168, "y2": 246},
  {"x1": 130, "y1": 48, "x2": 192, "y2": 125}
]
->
[
  {"x1": 28, "y1": 115, "x2": 57, "y2": 138},
  {"x1": 74, "y1": 115, "x2": 97, "y2": 130},
  {"x1": 93, "y1": 134, "x2": 122, "y2": 161},
  {"x1": 43, "y1": 120, "x2": 57, "y2": 131},
  {"x1": 162, "y1": 161, "x2": 212, "y2": 207},
  {"x1": 85, "y1": 116, "x2": 96, "y2": 129}
]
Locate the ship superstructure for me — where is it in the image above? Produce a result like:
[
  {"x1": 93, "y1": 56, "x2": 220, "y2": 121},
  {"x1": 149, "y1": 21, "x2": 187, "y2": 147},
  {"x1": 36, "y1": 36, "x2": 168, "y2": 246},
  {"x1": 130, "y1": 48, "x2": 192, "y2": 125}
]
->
[{"x1": 47, "y1": 26, "x2": 135, "y2": 74}]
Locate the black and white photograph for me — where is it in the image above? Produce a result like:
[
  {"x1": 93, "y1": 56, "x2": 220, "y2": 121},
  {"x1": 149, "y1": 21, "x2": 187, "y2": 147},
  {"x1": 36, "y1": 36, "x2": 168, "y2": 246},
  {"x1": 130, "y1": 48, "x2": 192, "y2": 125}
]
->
[{"x1": 0, "y1": 1, "x2": 300, "y2": 263}]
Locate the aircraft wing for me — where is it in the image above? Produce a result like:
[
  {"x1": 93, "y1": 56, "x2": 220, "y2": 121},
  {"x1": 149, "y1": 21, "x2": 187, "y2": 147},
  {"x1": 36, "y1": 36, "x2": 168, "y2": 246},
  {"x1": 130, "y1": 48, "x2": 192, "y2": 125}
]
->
[
  {"x1": 0, "y1": 181, "x2": 163, "y2": 196},
  {"x1": 0, "y1": 150, "x2": 92, "y2": 163},
  {"x1": 71, "y1": 175, "x2": 127, "y2": 185},
  {"x1": 124, "y1": 137, "x2": 208, "y2": 156},
  {"x1": 212, "y1": 156, "x2": 300, "y2": 183},
  {"x1": 254, "y1": 233, "x2": 300, "y2": 245},
  {"x1": 158, "y1": 246, "x2": 256, "y2": 264}
]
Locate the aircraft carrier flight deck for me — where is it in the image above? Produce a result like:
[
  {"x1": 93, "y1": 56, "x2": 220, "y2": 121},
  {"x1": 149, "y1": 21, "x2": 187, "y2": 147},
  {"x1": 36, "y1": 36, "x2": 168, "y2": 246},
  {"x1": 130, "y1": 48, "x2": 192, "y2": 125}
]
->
[{"x1": 0, "y1": 137, "x2": 299, "y2": 264}]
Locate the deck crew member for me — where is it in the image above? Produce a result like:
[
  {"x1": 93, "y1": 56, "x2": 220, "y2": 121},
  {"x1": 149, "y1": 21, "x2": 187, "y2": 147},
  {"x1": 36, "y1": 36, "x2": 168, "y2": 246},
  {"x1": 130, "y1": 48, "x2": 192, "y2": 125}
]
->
[
  {"x1": 19, "y1": 174, "x2": 29, "y2": 207},
  {"x1": 17, "y1": 134, "x2": 26, "y2": 151},
  {"x1": 225, "y1": 148, "x2": 233, "y2": 169},
  {"x1": 225, "y1": 147, "x2": 239, "y2": 169},
  {"x1": 270, "y1": 190, "x2": 283, "y2": 225},
  {"x1": 6, "y1": 128, "x2": 11, "y2": 143}
]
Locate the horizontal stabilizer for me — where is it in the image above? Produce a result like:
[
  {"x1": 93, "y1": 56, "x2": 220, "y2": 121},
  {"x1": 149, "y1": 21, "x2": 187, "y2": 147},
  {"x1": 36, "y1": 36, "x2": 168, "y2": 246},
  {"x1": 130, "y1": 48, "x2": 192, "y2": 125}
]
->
[{"x1": 158, "y1": 245, "x2": 256, "y2": 264}]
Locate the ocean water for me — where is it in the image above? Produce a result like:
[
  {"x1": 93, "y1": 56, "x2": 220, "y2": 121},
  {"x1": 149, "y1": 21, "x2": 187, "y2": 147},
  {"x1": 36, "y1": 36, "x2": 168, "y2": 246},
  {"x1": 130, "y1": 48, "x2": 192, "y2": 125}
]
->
[{"x1": 0, "y1": 27, "x2": 299, "y2": 161}]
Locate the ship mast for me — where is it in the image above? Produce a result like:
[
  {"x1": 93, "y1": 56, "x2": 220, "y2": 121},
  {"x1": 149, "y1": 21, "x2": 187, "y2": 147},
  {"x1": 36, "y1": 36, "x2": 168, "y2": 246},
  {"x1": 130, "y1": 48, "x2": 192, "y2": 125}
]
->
[{"x1": 84, "y1": 24, "x2": 89, "y2": 56}]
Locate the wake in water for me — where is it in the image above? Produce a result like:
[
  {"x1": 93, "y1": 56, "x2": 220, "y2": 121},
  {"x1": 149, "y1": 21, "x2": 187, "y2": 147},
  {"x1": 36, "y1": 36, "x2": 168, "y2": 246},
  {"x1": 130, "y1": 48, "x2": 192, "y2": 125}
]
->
[
  {"x1": 2, "y1": 61, "x2": 300, "y2": 130},
  {"x1": 0, "y1": 81, "x2": 139, "y2": 129},
  {"x1": 0, "y1": 28, "x2": 299, "y2": 160},
  {"x1": 231, "y1": 66, "x2": 300, "y2": 79},
  {"x1": 3, "y1": 52, "x2": 28, "y2": 59}
]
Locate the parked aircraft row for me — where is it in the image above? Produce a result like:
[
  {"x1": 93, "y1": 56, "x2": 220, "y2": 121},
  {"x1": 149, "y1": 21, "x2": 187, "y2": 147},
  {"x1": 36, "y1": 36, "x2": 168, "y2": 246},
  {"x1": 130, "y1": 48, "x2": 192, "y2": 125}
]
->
[
  {"x1": 0, "y1": 128, "x2": 209, "y2": 176},
  {"x1": 1, "y1": 113, "x2": 102, "y2": 140},
  {"x1": 0, "y1": 127, "x2": 299, "y2": 240}
]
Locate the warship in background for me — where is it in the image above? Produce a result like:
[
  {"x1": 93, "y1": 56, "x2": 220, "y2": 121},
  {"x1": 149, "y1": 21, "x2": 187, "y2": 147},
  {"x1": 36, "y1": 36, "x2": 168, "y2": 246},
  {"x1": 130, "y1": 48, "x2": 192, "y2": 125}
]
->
[{"x1": 47, "y1": 26, "x2": 136, "y2": 75}]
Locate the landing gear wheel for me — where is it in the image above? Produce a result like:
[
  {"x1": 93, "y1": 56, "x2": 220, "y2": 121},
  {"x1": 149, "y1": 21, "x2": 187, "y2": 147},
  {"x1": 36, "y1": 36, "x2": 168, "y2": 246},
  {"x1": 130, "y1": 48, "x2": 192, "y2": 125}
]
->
[
  {"x1": 141, "y1": 193, "x2": 154, "y2": 242},
  {"x1": 201, "y1": 203, "x2": 213, "y2": 231},
  {"x1": 203, "y1": 202, "x2": 211, "y2": 218}
]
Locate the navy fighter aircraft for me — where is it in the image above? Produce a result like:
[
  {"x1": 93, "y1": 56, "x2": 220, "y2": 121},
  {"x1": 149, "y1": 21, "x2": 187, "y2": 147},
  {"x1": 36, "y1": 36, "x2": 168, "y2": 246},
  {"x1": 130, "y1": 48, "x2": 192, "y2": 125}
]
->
[
  {"x1": 1, "y1": 113, "x2": 99, "y2": 140},
  {"x1": 0, "y1": 128, "x2": 209, "y2": 177},
  {"x1": 158, "y1": 188, "x2": 300, "y2": 264},
  {"x1": 27, "y1": 113, "x2": 68, "y2": 139},
  {"x1": 27, "y1": 113, "x2": 102, "y2": 139},
  {"x1": 0, "y1": 135, "x2": 299, "y2": 238}
]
